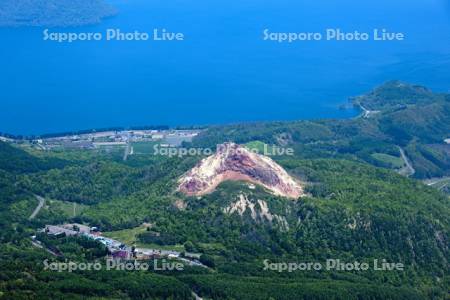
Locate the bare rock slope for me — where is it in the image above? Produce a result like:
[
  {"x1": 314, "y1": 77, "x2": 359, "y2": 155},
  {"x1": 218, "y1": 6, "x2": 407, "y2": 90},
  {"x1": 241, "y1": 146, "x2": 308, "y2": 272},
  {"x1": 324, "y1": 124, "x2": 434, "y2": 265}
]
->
[{"x1": 178, "y1": 143, "x2": 303, "y2": 199}]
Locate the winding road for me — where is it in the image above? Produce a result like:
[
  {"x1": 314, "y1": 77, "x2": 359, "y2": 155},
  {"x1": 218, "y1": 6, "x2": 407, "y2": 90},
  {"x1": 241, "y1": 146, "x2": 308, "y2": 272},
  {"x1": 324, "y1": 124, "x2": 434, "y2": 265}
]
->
[
  {"x1": 424, "y1": 177, "x2": 450, "y2": 191},
  {"x1": 29, "y1": 195, "x2": 45, "y2": 220},
  {"x1": 357, "y1": 103, "x2": 380, "y2": 119},
  {"x1": 123, "y1": 143, "x2": 132, "y2": 161},
  {"x1": 397, "y1": 147, "x2": 415, "y2": 177}
]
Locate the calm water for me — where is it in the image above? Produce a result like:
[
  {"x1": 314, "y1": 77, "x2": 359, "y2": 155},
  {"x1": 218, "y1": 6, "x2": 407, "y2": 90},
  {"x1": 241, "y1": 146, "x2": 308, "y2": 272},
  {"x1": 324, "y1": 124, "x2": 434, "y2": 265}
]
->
[{"x1": 1, "y1": 0, "x2": 450, "y2": 135}]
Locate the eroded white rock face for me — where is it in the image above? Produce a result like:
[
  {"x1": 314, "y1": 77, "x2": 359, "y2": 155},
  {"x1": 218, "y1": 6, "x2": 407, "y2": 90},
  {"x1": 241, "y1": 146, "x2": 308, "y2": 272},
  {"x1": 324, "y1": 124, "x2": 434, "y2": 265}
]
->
[
  {"x1": 173, "y1": 199, "x2": 187, "y2": 211},
  {"x1": 178, "y1": 143, "x2": 303, "y2": 199},
  {"x1": 223, "y1": 194, "x2": 290, "y2": 231},
  {"x1": 224, "y1": 194, "x2": 257, "y2": 220}
]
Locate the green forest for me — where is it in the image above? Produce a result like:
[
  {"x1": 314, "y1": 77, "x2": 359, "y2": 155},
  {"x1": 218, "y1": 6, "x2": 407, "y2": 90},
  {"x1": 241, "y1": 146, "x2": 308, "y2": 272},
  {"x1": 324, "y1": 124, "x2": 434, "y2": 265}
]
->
[{"x1": 0, "y1": 82, "x2": 449, "y2": 299}]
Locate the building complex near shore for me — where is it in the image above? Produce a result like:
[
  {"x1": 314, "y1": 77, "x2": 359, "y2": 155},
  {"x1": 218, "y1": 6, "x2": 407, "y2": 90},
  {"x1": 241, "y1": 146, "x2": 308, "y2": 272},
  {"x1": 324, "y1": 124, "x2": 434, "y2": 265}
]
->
[{"x1": 10, "y1": 129, "x2": 203, "y2": 150}]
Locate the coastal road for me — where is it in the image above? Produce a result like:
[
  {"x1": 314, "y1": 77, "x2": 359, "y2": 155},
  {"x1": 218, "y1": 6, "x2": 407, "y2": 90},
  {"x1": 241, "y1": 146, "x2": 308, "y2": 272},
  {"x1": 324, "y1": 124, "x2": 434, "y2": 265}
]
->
[
  {"x1": 397, "y1": 147, "x2": 415, "y2": 177},
  {"x1": 29, "y1": 195, "x2": 45, "y2": 220}
]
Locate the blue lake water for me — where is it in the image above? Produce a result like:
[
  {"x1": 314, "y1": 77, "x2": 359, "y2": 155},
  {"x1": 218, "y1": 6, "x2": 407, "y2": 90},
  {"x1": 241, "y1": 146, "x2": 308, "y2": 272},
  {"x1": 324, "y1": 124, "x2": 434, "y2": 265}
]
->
[{"x1": 1, "y1": 0, "x2": 450, "y2": 135}]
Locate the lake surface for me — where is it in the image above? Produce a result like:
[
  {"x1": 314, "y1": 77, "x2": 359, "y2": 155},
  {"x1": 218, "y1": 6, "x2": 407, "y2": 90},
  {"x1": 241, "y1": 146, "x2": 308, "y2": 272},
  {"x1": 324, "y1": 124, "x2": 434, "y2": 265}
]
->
[{"x1": 1, "y1": 0, "x2": 450, "y2": 135}]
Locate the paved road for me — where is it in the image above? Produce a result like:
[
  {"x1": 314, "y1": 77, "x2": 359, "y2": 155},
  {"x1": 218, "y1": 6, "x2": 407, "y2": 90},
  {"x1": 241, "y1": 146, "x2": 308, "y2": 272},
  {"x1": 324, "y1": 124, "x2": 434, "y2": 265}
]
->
[
  {"x1": 31, "y1": 238, "x2": 60, "y2": 256},
  {"x1": 357, "y1": 103, "x2": 380, "y2": 119},
  {"x1": 424, "y1": 177, "x2": 450, "y2": 191},
  {"x1": 123, "y1": 143, "x2": 132, "y2": 161},
  {"x1": 425, "y1": 177, "x2": 450, "y2": 185},
  {"x1": 29, "y1": 195, "x2": 45, "y2": 220},
  {"x1": 192, "y1": 291, "x2": 203, "y2": 300},
  {"x1": 397, "y1": 147, "x2": 415, "y2": 177}
]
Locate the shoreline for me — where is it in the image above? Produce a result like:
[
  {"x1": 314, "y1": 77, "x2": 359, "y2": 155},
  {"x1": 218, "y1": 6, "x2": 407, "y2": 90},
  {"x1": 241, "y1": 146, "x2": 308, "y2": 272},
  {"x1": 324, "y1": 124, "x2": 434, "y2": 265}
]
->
[{"x1": 0, "y1": 103, "x2": 359, "y2": 140}]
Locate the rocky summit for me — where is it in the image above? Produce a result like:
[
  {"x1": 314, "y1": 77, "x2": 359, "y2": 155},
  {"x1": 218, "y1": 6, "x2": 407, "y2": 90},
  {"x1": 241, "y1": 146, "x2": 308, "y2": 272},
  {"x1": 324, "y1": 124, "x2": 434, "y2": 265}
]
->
[{"x1": 178, "y1": 143, "x2": 303, "y2": 198}]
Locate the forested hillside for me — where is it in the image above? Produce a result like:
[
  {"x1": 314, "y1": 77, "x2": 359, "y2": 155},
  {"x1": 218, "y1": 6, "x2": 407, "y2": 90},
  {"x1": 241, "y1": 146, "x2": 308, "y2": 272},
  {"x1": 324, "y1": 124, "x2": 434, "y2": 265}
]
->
[
  {"x1": 193, "y1": 81, "x2": 450, "y2": 179},
  {"x1": 0, "y1": 82, "x2": 449, "y2": 299}
]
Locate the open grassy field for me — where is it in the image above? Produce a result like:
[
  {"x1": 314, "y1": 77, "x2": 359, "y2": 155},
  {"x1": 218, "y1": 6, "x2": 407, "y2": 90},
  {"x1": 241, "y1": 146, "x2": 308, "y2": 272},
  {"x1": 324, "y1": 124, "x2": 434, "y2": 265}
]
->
[
  {"x1": 130, "y1": 141, "x2": 159, "y2": 154},
  {"x1": 371, "y1": 153, "x2": 405, "y2": 169},
  {"x1": 46, "y1": 199, "x2": 88, "y2": 217},
  {"x1": 103, "y1": 224, "x2": 148, "y2": 245},
  {"x1": 103, "y1": 224, "x2": 185, "y2": 251}
]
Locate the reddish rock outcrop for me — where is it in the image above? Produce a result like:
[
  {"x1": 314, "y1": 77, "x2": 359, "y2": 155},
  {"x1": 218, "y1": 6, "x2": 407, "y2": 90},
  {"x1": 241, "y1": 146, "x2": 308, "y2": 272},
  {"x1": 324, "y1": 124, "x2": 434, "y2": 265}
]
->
[{"x1": 178, "y1": 143, "x2": 303, "y2": 199}]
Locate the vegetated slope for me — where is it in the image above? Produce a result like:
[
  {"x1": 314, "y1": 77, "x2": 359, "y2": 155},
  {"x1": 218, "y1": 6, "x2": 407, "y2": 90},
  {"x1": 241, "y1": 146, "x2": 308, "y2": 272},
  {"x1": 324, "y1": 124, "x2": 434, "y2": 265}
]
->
[
  {"x1": 361, "y1": 82, "x2": 450, "y2": 177},
  {"x1": 192, "y1": 81, "x2": 450, "y2": 179},
  {"x1": 78, "y1": 157, "x2": 449, "y2": 298},
  {"x1": 358, "y1": 80, "x2": 450, "y2": 145},
  {"x1": 205, "y1": 160, "x2": 449, "y2": 264},
  {"x1": 0, "y1": 143, "x2": 448, "y2": 299},
  {"x1": 149, "y1": 159, "x2": 449, "y2": 299},
  {"x1": 0, "y1": 141, "x2": 67, "y2": 173},
  {"x1": 27, "y1": 161, "x2": 147, "y2": 205},
  {"x1": 0, "y1": 0, "x2": 117, "y2": 27},
  {"x1": 0, "y1": 81, "x2": 449, "y2": 299},
  {"x1": 351, "y1": 80, "x2": 444, "y2": 110},
  {"x1": 0, "y1": 149, "x2": 198, "y2": 300}
]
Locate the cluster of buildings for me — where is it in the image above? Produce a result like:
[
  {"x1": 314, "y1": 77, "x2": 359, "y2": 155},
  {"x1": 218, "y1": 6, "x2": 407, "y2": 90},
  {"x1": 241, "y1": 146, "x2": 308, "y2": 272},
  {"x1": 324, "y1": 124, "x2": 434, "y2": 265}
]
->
[
  {"x1": 43, "y1": 223, "x2": 94, "y2": 237},
  {"x1": 38, "y1": 223, "x2": 206, "y2": 267},
  {"x1": 41, "y1": 223, "x2": 132, "y2": 258},
  {"x1": 24, "y1": 129, "x2": 201, "y2": 150}
]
